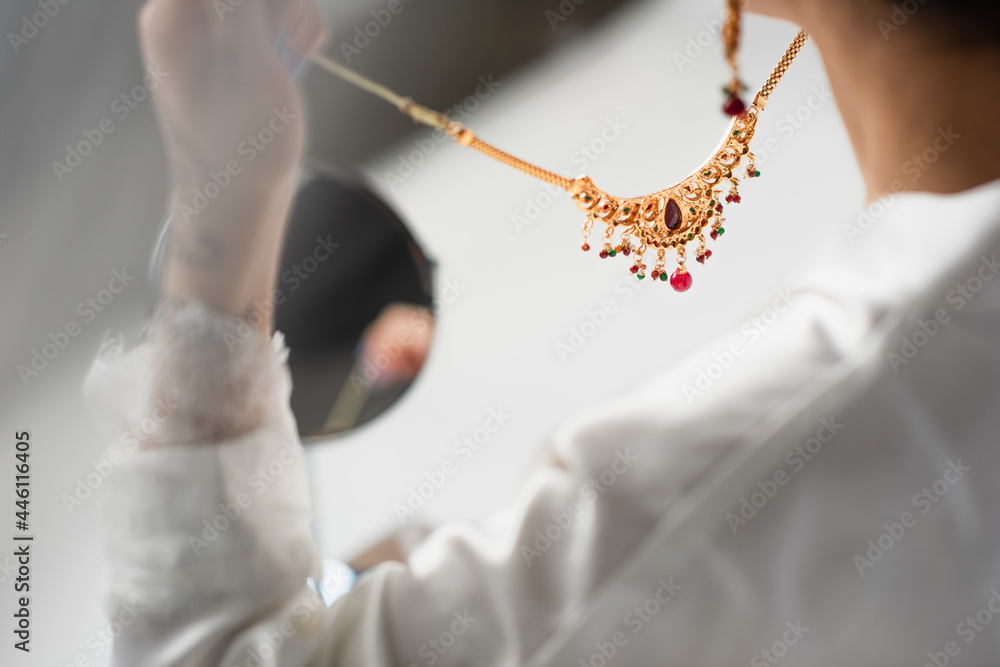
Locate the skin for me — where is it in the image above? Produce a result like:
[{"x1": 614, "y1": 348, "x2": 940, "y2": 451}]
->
[
  {"x1": 747, "y1": 0, "x2": 1000, "y2": 201},
  {"x1": 360, "y1": 304, "x2": 435, "y2": 389}
]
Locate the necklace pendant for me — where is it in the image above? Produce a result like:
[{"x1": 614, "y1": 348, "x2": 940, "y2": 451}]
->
[{"x1": 574, "y1": 98, "x2": 763, "y2": 291}]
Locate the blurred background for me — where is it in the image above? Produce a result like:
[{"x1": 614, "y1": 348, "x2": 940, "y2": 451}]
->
[{"x1": 0, "y1": 0, "x2": 863, "y2": 664}]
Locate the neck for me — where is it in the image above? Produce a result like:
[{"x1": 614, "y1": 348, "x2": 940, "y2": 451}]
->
[{"x1": 796, "y1": 5, "x2": 1000, "y2": 202}]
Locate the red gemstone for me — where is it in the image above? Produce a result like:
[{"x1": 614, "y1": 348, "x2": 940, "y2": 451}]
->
[
  {"x1": 664, "y1": 199, "x2": 682, "y2": 231},
  {"x1": 723, "y1": 95, "x2": 747, "y2": 117},
  {"x1": 651, "y1": 270, "x2": 661, "y2": 280},
  {"x1": 696, "y1": 254, "x2": 706, "y2": 264},
  {"x1": 710, "y1": 230, "x2": 719, "y2": 240},
  {"x1": 599, "y1": 249, "x2": 609, "y2": 259},
  {"x1": 715, "y1": 204, "x2": 724, "y2": 213},
  {"x1": 622, "y1": 247, "x2": 631, "y2": 256},
  {"x1": 630, "y1": 264, "x2": 639, "y2": 274},
  {"x1": 705, "y1": 250, "x2": 713, "y2": 259},
  {"x1": 670, "y1": 269, "x2": 693, "y2": 292}
]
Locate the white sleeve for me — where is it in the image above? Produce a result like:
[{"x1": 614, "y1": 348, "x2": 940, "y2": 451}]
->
[{"x1": 88, "y1": 299, "x2": 775, "y2": 667}]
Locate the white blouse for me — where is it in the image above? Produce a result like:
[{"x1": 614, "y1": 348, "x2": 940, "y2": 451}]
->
[{"x1": 89, "y1": 178, "x2": 1000, "y2": 666}]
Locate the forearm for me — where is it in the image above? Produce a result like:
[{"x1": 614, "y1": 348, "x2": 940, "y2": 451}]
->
[{"x1": 162, "y1": 169, "x2": 299, "y2": 329}]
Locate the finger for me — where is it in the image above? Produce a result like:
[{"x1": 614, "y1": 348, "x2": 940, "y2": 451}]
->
[
  {"x1": 268, "y1": 0, "x2": 328, "y2": 75},
  {"x1": 293, "y1": 1, "x2": 328, "y2": 57}
]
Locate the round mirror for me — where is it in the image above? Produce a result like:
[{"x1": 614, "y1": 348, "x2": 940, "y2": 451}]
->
[{"x1": 275, "y1": 161, "x2": 436, "y2": 441}]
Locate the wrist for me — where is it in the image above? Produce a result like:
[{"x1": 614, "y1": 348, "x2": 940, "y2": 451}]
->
[{"x1": 162, "y1": 170, "x2": 299, "y2": 321}]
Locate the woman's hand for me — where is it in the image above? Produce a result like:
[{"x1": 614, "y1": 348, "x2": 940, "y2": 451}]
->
[
  {"x1": 140, "y1": 0, "x2": 327, "y2": 320},
  {"x1": 140, "y1": 0, "x2": 325, "y2": 192}
]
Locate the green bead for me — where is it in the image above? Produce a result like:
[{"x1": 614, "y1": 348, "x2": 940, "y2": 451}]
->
[
  {"x1": 659, "y1": 272, "x2": 668, "y2": 282},
  {"x1": 687, "y1": 234, "x2": 693, "y2": 240},
  {"x1": 608, "y1": 249, "x2": 617, "y2": 257},
  {"x1": 584, "y1": 195, "x2": 592, "y2": 202},
  {"x1": 637, "y1": 274, "x2": 645, "y2": 281},
  {"x1": 718, "y1": 228, "x2": 726, "y2": 235},
  {"x1": 754, "y1": 170, "x2": 761, "y2": 177}
]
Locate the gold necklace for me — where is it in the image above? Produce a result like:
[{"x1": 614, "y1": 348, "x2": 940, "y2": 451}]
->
[{"x1": 309, "y1": 30, "x2": 809, "y2": 292}]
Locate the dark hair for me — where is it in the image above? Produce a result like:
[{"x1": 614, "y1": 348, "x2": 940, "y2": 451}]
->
[{"x1": 883, "y1": 0, "x2": 1000, "y2": 48}]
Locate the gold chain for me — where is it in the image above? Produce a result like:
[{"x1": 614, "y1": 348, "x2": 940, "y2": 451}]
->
[
  {"x1": 310, "y1": 30, "x2": 807, "y2": 192},
  {"x1": 759, "y1": 30, "x2": 809, "y2": 101},
  {"x1": 462, "y1": 134, "x2": 573, "y2": 190}
]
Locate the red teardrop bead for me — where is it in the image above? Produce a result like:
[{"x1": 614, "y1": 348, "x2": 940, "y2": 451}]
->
[
  {"x1": 710, "y1": 230, "x2": 719, "y2": 240},
  {"x1": 664, "y1": 199, "x2": 682, "y2": 231},
  {"x1": 705, "y1": 250, "x2": 713, "y2": 259},
  {"x1": 630, "y1": 264, "x2": 639, "y2": 274},
  {"x1": 599, "y1": 249, "x2": 609, "y2": 259},
  {"x1": 670, "y1": 269, "x2": 693, "y2": 292},
  {"x1": 696, "y1": 254, "x2": 706, "y2": 264},
  {"x1": 723, "y1": 95, "x2": 746, "y2": 117},
  {"x1": 651, "y1": 270, "x2": 661, "y2": 280}
]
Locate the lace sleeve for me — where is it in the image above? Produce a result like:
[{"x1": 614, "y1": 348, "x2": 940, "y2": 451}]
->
[
  {"x1": 84, "y1": 300, "x2": 323, "y2": 664},
  {"x1": 85, "y1": 299, "x2": 293, "y2": 449}
]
